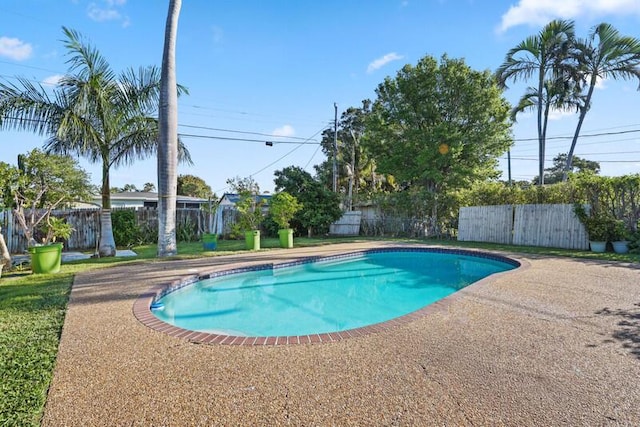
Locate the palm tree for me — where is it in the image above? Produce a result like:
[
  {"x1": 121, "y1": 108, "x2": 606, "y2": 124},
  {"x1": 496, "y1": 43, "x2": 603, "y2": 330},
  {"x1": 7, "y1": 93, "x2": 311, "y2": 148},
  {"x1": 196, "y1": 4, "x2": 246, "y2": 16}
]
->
[
  {"x1": 157, "y1": 0, "x2": 182, "y2": 257},
  {"x1": 0, "y1": 27, "x2": 191, "y2": 256},
  {"x1": 563, "y1": 23, "x2": 640, "y2": 181},
  {"x1": 496, "y1": 19, "x2": 576, "y2": 185}
]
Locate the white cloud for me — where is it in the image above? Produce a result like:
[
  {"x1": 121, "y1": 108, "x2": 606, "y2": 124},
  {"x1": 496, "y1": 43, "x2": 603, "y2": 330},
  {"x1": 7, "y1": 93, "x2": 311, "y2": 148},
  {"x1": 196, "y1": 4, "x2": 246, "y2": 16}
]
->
[
  {"x1": 367, "y1": 52, "x2": 404, "y2": 73},
  {"x1": 87, "y1": 1, "x2": 130, "y2": 27},
  {"x1": 42, "y1": 74, "x2": 63, "y2": 86},
  {"x1": 594, "y1": 76, "x2": 607, "y2": 90},
  {"x1": 0, "y1": 37, "x2": 33, "y2": 61},
  {"x1": 88, "y1": 3, "x2": 121, "y2": 21},
  {"x1": 548, "y1": 108, "x2": 576, "y2": 121},
  {"x1": 272, "y1": 125, "x2": 295, "y2": 137},
  {"x1": 497, "y1": 0, "x2": 640, "y2": 33}
]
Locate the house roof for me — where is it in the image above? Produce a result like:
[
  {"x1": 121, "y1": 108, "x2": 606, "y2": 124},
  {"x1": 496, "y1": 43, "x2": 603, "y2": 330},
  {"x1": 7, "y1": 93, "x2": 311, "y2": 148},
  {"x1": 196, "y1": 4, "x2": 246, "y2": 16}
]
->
[
  {"x1": 96, "y1": 191, "x2": 210, "y2": 203},
  {"x1": 220, "y1": 193, "x2": 272, "y2": 205}
]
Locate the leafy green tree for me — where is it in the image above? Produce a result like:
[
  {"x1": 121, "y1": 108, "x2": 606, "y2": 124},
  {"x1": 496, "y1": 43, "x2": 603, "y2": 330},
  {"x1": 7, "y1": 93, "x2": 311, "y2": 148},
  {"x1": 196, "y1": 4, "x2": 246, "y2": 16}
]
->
[
  {"x1": 157, "y1": 0, "x2": 182, "y2": 257},
  {"x1": 533, "y1": 153, "x2": 600, "y2": 185},
  {"x1": 317, "y1": 100, "x2": 395, "y2": 207},
  {"x1": 496, "y1": 19, "x2": 576, "y2": 185},
  {"x1": 269, "y1": 191, "x2": 302, "y2": 229},
  {"x1": 274, "y1": 166, "x2": 341, "y2": 237},
  {"x1": 227, "y1": 176, "x2": 263, "y2": 234},
  {"x1": 226, "y1": 176, "x2": 260, "y2": 195},
  {"x1": 177, "y1": 174, "x2": 214, "y2": 198},
  {"x1": 143, "y1": 182, "x2": 156, "y2": 192},
  {"x1": 0, "y1": 149, "x2": 91, "y2": 250},
  {"x1": 564, "y1": 23, "x2": 640, "y2": 180},
  {"x1": 0, "y1": 27, "x2": 191, "y2": 257},
  {"x1": 364, "y1": 54, "x2": 512, "y2": 229},
  {"x1": 121, "y1": 184, "x2": 139, "y2": 192}
]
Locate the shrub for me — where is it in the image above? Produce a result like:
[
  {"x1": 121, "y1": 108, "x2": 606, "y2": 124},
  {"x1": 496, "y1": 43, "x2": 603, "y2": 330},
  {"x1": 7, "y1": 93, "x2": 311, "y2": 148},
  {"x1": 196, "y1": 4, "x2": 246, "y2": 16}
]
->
[{"x1": 111, "y1": 209, "x2": 140, "y2": 247}]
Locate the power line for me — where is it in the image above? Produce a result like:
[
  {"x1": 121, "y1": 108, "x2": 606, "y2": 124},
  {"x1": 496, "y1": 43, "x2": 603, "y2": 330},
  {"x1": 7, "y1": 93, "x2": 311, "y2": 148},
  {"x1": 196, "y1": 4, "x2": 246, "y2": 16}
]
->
[
  {"x1": 512, "y1": 128, "x2": 640, "y2": 142},
  {"x1": 249, "y1": 126, "x2": 327, "y2": 177},
  {"x1": 179, "y1": 133, "x2": 319, "y2": 145},
  {"x1": 179, "y1": 123, "x2": 316, "y2": 141},
  {"x1": 1, "y1": 115, "x2": 321, "y2": 145},
  {"x1": 213, "y1": 126, "x2": 328, "y2": 193},
  {"x1": 507, "y1": 156, "x2": 640, "y2": 163}
]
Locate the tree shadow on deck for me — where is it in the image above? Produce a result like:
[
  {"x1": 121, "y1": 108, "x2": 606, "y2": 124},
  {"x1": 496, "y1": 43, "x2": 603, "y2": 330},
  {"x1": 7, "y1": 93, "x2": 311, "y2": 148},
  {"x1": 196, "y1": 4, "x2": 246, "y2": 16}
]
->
[{"x1": 596, "y1": 303, "x2": 640, "y2": 360}]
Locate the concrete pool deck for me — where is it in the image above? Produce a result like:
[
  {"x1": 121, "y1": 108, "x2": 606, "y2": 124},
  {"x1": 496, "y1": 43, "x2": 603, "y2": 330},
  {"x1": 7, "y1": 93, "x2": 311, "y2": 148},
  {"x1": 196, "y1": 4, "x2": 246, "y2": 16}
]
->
[{"x1": 42, "y1": 241, "x2": 640, "y2": 426}]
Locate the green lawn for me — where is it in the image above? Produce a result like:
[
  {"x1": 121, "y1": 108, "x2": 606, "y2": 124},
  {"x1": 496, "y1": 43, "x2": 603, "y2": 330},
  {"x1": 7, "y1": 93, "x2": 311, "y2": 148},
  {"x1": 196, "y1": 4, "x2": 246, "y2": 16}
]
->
[{"x1": 0, "y1": 236, "x2": 638, "y2": 426}]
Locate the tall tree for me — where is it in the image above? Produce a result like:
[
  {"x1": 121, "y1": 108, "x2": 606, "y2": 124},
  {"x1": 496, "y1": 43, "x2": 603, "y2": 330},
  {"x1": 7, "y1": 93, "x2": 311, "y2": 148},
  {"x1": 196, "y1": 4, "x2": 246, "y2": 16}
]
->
[
  {"x1": 274, "y1": 166, "x2": 341, "y2": 237},
  {"x1": 177, "y1": 174, "x2": 213, "y2": 198},
  {"x1": 157, "y1": 0, "x2": 182, "y2": 257},
  {"x1": 143, "y1": 182, "x2": 156, "y2": 192},
  {"x1": 0, "y1": 27, "x2": 191, "y2": 257},
  {"x1": 365, "y1": 55, "x2": 512, "y2": 227},
  {"x1": 563, "y1": 23, "x2": 640, "y2": 180},
  {"x1": 496, "y1": 19, "x2": 576, "y2": 185},
  {"x1": 533, "y1": 153, "x2": 600, "y2": 185},
  {"x1": 317, "y1": 100, "x2": 394, "y2": 207}
]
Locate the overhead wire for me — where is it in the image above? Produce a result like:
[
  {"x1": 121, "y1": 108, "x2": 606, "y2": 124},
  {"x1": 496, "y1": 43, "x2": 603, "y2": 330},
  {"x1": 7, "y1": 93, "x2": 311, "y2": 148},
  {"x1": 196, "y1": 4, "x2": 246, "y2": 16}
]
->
[{"x1": 213, "y1": 126, "x2": 328, "y2": 193}]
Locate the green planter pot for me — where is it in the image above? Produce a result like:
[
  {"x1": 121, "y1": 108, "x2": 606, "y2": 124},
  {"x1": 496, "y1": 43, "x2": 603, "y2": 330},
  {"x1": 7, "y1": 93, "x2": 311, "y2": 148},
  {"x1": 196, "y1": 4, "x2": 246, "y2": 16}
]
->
[
  {"x1": 28, "y1": 242, "x2": 63, "y2": 274},
  {"x1": 202, "y1": 233, "x2": 218, "y2": 251},
  {"x1": 245, "y1": 230, "x2": 260, "y2": 251},
  {"x1": 589, "y1": 241, "x2": 607, "y2": 253},
  {"x1": 278, "y1": 228, "x2": 294, "y2": 248}
]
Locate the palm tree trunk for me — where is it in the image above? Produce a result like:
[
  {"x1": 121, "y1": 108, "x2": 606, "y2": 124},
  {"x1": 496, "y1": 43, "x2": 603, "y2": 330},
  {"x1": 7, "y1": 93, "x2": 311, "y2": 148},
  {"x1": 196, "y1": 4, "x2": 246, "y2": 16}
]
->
[
  {"x1": 537, "y1": 70, "x2": 545, "y2": 185},
  {"x1": 563, "y1": 81, "x2": 596, "y2": 182},
  {"x1": 98, "y1": 160, "x2": 116, "y2": 256},
  {"x1": 157, "y1": 0, "x2": 181, "y2": 257},
  {"x1": 0, "y1": 232, "x2": 11, "y2": 271}
]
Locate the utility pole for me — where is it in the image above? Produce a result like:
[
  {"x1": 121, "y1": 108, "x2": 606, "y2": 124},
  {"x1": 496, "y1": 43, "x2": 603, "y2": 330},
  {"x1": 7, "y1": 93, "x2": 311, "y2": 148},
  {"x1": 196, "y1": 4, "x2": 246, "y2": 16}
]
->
[
  {"x1": 332, "y1": 102, "x2": 338, "y2": 193},
  {"x1": 507, "y1": 149, "x2": 512, "y2": 187}
]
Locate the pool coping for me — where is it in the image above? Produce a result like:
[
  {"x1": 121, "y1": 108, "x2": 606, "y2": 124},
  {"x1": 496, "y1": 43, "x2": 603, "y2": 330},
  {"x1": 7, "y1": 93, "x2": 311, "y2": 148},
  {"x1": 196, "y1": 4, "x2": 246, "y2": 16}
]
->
[{"x1": 132, "y1": 246, "x2": 526, "y2": 346}]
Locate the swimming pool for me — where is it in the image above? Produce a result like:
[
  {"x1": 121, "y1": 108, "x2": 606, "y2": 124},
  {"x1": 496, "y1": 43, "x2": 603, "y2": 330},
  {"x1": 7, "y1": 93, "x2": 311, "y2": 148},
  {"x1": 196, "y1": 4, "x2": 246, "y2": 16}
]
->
[{"x1": 146, "y1": 248, "x2": 518, "y2": 340}]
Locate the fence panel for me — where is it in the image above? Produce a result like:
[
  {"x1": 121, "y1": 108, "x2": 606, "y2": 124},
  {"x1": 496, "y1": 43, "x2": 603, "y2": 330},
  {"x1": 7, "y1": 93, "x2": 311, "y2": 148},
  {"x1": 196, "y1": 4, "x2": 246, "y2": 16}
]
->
[
  {"x1": 513, "y1": 204, "x2": 588, "y2": 249},
  {"x1": 330, "y1": 211, "x2": 362, "y2": 236},
  {"x1": 458, "y1": 205, "x2": 513, "y2": 244}
]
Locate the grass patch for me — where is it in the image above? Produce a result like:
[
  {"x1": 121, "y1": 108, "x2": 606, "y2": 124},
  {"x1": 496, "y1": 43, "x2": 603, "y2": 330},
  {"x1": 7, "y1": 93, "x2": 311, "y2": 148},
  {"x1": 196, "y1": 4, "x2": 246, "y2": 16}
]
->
[
  {"x1": 0, "y1": 272, "x2": 73, "y2": 426},
  {"x1": 0, "y1": 235, "x2": 637, "y2": 425}
]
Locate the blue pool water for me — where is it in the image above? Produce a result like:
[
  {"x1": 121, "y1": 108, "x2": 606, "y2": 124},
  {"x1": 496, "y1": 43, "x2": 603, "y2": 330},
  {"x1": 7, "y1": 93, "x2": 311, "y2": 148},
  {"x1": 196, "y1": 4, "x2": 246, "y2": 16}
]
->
[{"x1": 152, "y1": 249, "x2": 516, "y2": 337}]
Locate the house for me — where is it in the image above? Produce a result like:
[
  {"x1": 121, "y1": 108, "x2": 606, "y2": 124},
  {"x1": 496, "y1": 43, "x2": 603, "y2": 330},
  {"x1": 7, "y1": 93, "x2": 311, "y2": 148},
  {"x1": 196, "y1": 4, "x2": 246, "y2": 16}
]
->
[
  {"x1": 90, "y1": 191, "x2": 211, "y2": 209},
  {"x1": 218, "y1": 193, "x2": 271, "y2": 209},
  {"x1": 212, "y1": 193, "x2": 272, "y2": 235}
]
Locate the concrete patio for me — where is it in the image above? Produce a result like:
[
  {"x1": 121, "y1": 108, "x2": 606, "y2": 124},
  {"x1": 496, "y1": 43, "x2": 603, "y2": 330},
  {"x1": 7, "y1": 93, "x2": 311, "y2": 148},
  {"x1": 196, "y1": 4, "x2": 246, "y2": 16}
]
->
[{"x1": 42, "y1": 242, "x2": 640, "y2": 426}]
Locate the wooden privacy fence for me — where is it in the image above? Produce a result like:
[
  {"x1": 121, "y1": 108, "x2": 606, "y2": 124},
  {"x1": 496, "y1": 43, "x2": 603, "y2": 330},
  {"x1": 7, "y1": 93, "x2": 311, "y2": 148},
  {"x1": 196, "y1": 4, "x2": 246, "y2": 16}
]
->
[
  {"x1": 458, "y1": 204, "x2": 589, "y2": 250},
  {"x1": 0, "y1": 207, "x2": 215, "y2": 254},
  {"x1": 330, "y1": 211, "x2": 362, "y2": 236}
]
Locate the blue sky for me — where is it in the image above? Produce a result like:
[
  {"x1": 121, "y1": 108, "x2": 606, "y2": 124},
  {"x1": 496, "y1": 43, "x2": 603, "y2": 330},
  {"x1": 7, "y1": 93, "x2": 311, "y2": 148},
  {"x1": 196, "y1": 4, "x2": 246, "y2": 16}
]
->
[{"x1": 1, "y1": 0, "x2": 640, "y2": 195}]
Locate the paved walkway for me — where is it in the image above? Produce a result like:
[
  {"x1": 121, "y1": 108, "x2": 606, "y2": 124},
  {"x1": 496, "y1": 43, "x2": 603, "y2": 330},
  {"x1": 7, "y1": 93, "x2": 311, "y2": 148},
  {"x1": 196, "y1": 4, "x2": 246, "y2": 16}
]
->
[{"x1": 42, "y1": 242, "x2": 640, "y2": 426}]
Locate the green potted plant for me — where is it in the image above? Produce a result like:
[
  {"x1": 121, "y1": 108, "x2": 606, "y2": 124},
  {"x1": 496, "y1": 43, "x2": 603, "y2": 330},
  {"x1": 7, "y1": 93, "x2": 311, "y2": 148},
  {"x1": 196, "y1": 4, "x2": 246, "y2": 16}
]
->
[
  {"x1": 234, "y1": 190, "x2": 265, "y2": 251},
  {"x1": 269, "y1": 191, "x2": 302, "y2": 248},
  {"x1": 0, "y1": 150, "x2": 91, "y2": 273},
  {"x1": 574, "y1": 204, "x2": 615, "y2": 253},
  {"x1": 29, "y1": 217, "x2": 75, "y2": 274},
  {"x1": 611, "y1": 220, "x2": 630, "y2": 254}
]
